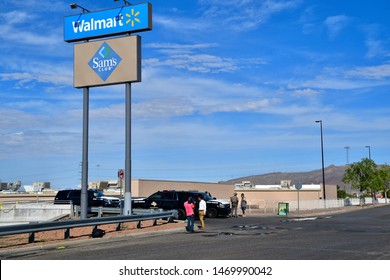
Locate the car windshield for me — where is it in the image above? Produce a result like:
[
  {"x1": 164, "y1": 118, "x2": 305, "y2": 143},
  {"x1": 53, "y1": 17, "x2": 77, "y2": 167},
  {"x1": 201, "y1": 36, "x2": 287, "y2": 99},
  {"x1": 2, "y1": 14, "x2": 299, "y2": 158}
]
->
[
  {"x1": 202, "y1": 193, "x2": 213, "y2": 201},
  {"x1": 91, "y1": 191, "x2": 104, "y2": 198}
]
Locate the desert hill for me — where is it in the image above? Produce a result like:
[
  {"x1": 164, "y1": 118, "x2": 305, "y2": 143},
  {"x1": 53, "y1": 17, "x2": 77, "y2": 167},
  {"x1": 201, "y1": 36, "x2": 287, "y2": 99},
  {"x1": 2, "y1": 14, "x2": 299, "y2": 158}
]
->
[{"x1": 222, "y1": 164, "x2": 349, "y2": 189}]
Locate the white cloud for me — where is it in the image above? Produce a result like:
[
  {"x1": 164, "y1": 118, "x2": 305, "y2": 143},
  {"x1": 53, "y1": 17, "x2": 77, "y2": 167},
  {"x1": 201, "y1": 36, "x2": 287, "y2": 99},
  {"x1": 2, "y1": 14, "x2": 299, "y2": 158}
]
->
[
  {"x1": 144, "y1": 54, "x2": 239, "y2": 73},
  {"x1": 155, "y1": 0, "x2": 302, "y2": 33},
  {"x1": 365, "y1": 39, "x2": 386, "y2": 59},
  {"x1": 287, "y1": 64, "x2": 390, "y2": 91},
  {"x1": 199, "y1": 0, "x2": 302, "y2": 31},
  {"x1": 324, "y1": 15, "x2": 350, "y2": 38},
  {"x1": 362, "y1": 25, "x2": 390, "y2": 58},
  {"x1": 145, "y1": 42, "x2": 266, "y2": 74},
  {"x1": 346, "y1": 63, "x2": 390, "y2": 80},
  {"x1": 131, "y1": 72, "x2": 282, "y2": 119},
  {"x1": 0, "y1": 11, "x2": 35, "y2": 24},
  {"x1": 153, "y1": 14, "x2": 209, "y2": 33},
  {"x1": 293, "y1": 88, "x2": 320, "y2": 96}
]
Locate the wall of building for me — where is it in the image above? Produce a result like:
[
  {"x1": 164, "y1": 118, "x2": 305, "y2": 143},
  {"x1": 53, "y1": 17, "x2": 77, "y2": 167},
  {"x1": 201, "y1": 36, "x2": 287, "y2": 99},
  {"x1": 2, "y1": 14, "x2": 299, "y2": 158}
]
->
[
  {"x1": 132, "y1": 179, "x2": 234, "y2": 199},
  {"x1": 0, "y1": 180, "x2": 336, "y2": 207},
  {"x1": 236, "y1": 184, "x2": 337, "y2": 202},
  {"x1": 129, "y1": 180, "x2": 337, "y2": 203}
]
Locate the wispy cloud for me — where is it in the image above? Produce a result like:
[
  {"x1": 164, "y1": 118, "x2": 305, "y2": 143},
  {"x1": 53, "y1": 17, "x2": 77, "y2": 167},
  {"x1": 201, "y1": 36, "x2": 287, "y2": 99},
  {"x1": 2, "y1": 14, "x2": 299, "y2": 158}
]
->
[
  {"x1": 346, "y1": 63, "x2": 390, "y2": 80},
  {"x1": 199, "y1": 0, "x2": 302, "y2": 31},
  {"x1": 155, "y1": 0, "x2": 302, "y2": 33},
  {"x1": 324, "y1": 15, "x2": 351, "y2": 38},
  {"x1": 145, "y1": 42, "x2": 266, "y2": 73},
  {"x1": 132, "y1": 72, "x2": 281, "y2": 119},
  {"x1": 362, "y1": 24, "x2": 390, "y2": 58},
  {"x1": 0, "y1": 10, "x2": 62, "y2": 46},
  {"x1": 292, "y1": 88, "x2": 321, "y2": 96}
]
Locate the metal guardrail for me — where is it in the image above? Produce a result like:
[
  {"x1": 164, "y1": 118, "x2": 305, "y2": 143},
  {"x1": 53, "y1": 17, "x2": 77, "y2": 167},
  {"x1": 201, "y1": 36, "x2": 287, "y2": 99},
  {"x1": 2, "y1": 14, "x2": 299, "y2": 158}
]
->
[{"x1": 0, "y1": 210, "x2": 178, "y2": 243}]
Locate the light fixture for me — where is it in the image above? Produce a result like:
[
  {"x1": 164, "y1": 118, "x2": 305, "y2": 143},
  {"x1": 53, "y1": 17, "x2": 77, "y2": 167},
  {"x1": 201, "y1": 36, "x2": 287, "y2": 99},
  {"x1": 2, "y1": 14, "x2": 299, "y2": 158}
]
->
[
  {"x1": 70, "y1": 3, "x2": 90, "y2": 28},
  {"x1": 114, "y1": 0, "x2": 132, "y2": 21},
  {"x1": 70, "y1": 3, "x2": 90, "y2": 13},
  {"x1": 114, "y1": 0, "x2": 132, "y2": 6},
  {"x1": 365, "y1": 145, "x2": 371, "y2": 160}
]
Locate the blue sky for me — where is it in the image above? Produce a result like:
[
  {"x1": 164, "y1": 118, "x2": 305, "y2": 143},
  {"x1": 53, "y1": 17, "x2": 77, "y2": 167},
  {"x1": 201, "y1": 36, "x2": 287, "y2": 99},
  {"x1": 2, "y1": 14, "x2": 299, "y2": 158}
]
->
[{"x1": 1, "y1": 0, "x2": 389, "y2": 189}]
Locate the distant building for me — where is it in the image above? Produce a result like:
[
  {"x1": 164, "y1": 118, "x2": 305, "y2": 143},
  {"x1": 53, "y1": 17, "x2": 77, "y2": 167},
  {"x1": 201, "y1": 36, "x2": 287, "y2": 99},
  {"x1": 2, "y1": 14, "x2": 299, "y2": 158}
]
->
[
  {"x1": 233, "y1": 180, "x2": 336, "y2": 201},
  {"x1": 32, "y1": 182, "x2": 51, "y2": 191},
  {"x1": 0, "y1": 182, "x2": 8, "y2": 191}
]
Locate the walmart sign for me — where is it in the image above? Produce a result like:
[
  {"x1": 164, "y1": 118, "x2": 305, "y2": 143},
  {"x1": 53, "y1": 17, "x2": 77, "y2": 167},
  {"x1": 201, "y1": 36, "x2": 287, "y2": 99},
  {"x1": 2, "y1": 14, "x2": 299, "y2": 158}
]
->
[{"x1": 64, "y1": 3, "x2": 152, "y2": 42}]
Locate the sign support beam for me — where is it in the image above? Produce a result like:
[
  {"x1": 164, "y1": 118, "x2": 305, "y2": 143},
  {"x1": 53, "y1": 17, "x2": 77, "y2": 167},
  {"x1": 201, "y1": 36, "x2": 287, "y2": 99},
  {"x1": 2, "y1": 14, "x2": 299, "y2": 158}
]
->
[
  {"x1": 81, "y1": 86, "x2": 89, "y2": 219},
  {"x1": 123, "y1": 82, "x2": 132, "y2": 215}
]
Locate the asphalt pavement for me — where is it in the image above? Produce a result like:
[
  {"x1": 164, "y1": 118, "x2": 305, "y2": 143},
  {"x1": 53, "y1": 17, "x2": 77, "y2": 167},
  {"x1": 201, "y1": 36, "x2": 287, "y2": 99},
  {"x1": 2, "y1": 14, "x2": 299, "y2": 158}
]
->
[{"x1": 1, "y1": 204, "x2": 389, "y2": 260}]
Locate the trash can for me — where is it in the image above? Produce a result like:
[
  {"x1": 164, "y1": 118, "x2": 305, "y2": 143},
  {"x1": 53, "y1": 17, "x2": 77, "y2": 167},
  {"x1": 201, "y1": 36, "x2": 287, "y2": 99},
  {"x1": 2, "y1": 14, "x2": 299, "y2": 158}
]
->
[{"x1": 278, "y1": 202, "x2": 289, "y2": 216}]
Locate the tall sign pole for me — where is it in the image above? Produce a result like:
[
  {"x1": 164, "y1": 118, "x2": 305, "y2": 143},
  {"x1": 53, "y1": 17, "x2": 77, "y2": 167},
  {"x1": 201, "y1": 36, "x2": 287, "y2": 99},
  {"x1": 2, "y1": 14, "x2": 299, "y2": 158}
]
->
[
  {"x1": 80, "y1": 86, "x2": 89, "y2": 219},
  {"x1": 123, "y1": 82, "x2": 132, "y2": 215}
]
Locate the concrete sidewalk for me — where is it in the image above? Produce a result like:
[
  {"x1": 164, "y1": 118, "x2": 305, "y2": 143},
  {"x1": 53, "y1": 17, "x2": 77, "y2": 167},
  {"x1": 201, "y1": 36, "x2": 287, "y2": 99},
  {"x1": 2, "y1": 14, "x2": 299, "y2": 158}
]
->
[{"x1": 243, "y1": 203, "x2": 387, "y2": 218}]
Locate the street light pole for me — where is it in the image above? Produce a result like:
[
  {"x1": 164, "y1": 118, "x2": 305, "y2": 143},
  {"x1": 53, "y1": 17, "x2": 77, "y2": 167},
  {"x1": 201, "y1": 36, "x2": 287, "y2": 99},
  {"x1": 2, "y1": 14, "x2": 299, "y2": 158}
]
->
[
  {"x1": 70, "y1": 3, "x2": 91, "y2": 219},
  {"x1": 365, "y1": 145, "x2": 371, "y2": 160},
  {"x1": 344, "y1": 146, "x2": 350, "y2": 164},
  {"x1": 316, "y1": 120, "x2": 326, "y2": 201}
]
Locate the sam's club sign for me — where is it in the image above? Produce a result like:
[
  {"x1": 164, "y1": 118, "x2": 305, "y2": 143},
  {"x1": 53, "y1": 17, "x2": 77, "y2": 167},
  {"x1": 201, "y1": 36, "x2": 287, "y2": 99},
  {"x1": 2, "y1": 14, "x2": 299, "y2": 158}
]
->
[
  {"x1": 64, "y1": 3, "x2": 152, "y2": 42},
  {"x1": 89, "y1": 42, "x2": 122, "y2": 81}
]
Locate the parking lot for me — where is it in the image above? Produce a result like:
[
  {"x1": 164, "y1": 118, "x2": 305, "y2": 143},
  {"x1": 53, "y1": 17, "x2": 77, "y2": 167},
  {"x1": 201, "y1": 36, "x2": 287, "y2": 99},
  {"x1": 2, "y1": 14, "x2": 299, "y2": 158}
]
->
[{"x1": 1, "y1": 204, "x2": 390, "y2": 260}]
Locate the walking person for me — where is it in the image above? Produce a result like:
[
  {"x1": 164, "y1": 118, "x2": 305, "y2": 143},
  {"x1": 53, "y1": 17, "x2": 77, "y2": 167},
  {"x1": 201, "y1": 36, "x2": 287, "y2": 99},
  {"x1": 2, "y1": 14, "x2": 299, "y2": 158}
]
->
[
  {"x1": 240, "y1": 193, "x2": 247, "y2": 218},
  {"x1": 230, "y1": 192, "x2": 239, "y2": 217},
  {"x1": 197, "y1": 194, "x2": 206, "y2": 230},
  {"x1": 184, "y1": 197, "x2": 195, "y2": 233}
]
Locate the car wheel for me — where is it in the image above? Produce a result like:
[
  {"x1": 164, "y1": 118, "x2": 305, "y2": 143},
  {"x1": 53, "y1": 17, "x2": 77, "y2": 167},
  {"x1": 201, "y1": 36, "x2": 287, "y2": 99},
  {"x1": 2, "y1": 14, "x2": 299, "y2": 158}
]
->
[
  {"x1": 177, "y1": 209, "x2": 186, "y2": 220},
  {"x1": 206, "y1": 208, "x2": 218, "y2": 218}
]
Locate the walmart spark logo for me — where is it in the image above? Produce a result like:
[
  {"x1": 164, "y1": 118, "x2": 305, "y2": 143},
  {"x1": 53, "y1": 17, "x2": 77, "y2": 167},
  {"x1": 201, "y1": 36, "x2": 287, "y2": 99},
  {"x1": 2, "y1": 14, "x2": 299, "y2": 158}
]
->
[{"x1": 126, "y1": 8, "x2": 141, "y2": 27}]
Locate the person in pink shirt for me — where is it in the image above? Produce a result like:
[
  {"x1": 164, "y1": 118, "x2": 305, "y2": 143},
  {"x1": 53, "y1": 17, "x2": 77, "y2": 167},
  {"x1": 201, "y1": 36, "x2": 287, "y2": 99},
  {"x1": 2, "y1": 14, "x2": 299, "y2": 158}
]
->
[{"x1": 184, "y1": 197, "x2": 195, "y2": 233}]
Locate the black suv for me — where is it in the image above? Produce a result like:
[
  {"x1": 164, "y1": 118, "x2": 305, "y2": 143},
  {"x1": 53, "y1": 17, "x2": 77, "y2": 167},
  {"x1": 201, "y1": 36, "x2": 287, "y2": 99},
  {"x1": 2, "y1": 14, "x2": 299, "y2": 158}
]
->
[
  {"x1": 132, "y1": 190, "x2": 231, "y2": 220},
  {"x1": 54, "y1": 189, "x2": 121, "y2": 207}
]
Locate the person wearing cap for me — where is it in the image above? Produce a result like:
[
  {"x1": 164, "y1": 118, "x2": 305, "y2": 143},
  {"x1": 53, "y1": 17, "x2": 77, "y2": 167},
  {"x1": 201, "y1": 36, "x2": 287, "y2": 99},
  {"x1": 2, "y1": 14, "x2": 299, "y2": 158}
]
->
[{"x1": 230, "y1": 192, "x2": 239, "y2": 217}]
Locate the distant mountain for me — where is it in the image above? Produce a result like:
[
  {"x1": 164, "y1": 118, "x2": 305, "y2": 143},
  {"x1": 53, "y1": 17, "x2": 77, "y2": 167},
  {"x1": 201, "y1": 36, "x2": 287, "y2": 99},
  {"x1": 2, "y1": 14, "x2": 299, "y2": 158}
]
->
[{"x1": 222, "y1": 164, "x2": 350, "y2": 190}]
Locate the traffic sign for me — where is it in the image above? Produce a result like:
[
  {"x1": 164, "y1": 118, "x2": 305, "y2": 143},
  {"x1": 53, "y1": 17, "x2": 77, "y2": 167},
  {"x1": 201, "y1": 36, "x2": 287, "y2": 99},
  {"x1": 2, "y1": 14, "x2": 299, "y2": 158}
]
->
[
  {"x1": 295, "y1": 182, "x2": 303, "y2": 190},
  {"x1": 118, "y1": 169, "x2": 125, "y2": 179}
]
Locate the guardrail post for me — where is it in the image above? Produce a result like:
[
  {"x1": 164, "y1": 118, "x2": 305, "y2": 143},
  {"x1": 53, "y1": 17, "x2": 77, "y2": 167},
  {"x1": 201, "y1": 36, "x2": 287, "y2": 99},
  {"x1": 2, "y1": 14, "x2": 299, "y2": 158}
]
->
[
  {"x1": 73, "y1": 205, "x2": 80, "y2": 218},
  {"x1": 116, "y1": 223, "x2": 122, "y2": 231},
  {"x1": 153, "y1": 219, "x2": 157, "y2": 226},
  {"x1": 64, "y1": 228, "x2": 70, "y2": 239},
  {"x1": 28, "y1": 232, "x2": 35, "y2": 243},
  {"x1": 98, "y1": 207, "x2": 103, "y2": 217},
  {"x1": 137, "y1": 221, "x2": 142, "y2": 228}
]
